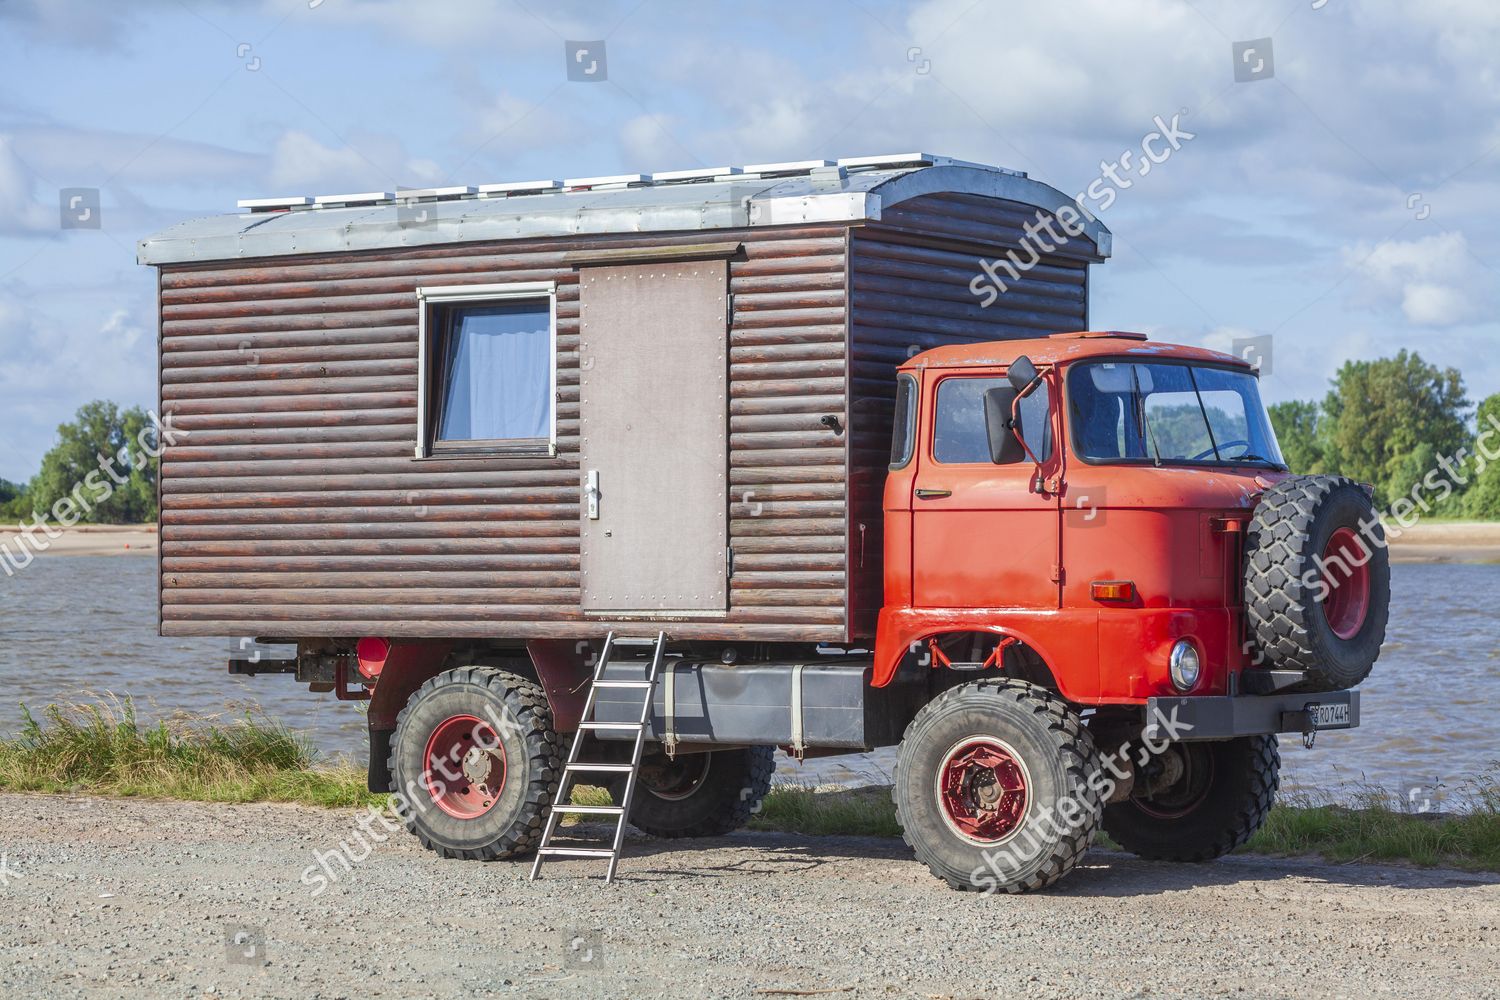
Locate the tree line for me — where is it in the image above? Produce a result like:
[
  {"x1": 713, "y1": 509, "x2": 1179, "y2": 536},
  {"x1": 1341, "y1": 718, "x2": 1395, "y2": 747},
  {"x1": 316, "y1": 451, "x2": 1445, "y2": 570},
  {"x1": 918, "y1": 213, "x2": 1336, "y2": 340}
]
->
[
  {"x1": 2, "y1": 401, "x2": 159, "y2": 524},
  {"x1": 1269, "y1": 350, "x2": 1500, "y2": 518}
]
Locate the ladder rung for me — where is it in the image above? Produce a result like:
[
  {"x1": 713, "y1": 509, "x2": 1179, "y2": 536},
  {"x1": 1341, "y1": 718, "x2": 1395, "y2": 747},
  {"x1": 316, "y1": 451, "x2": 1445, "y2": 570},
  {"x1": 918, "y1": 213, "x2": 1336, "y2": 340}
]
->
[
  {"x1": 538, "y1": 847, "x2": 616, "y2": 858},
  {"x1": 565, "y1": 762, "x2": 635, "y2": 773},
  {"x1": 608, "y1": 637, "x2": 660, "y2": 646},
  {"x1": 552, "y1": 804, "x2": 624, "y2": 816},
  {"x1": 593, "y1": 679, "x2": 653, "y2": 689},
  {"x1": 578, "y1": 721, "x2": 643, "y2": 731}
]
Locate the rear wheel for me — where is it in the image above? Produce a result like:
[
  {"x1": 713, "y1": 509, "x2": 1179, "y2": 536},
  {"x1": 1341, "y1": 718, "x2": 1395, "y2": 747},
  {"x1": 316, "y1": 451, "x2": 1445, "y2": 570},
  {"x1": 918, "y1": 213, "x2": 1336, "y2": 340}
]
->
[
  {"x1": 893, "y1": 678, "x2": 1102, "y2": 893},
  {"x1": 390, "y1": 667, "x2": 560, "y2": 860},
  {"x1": 1102, "y1": 736, "x2": 1279, "y2": 862},
  {"x1": 608, "y1": 747, "x2": 775, "y2": 839}
]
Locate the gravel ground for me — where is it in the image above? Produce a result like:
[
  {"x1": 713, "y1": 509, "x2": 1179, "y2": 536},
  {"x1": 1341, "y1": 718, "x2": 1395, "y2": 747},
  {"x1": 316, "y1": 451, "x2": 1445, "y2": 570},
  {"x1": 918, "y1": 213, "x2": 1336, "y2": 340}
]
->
[{"x1": 0, "y1": 793, "x2": 1496, "y2": 1000}]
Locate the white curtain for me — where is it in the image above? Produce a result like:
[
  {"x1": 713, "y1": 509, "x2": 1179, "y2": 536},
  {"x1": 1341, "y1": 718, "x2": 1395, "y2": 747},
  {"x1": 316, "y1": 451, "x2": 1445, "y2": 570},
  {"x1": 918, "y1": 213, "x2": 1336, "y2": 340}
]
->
[{"x1": 438, "y1": 304, "x2": 550, "y2": 441}]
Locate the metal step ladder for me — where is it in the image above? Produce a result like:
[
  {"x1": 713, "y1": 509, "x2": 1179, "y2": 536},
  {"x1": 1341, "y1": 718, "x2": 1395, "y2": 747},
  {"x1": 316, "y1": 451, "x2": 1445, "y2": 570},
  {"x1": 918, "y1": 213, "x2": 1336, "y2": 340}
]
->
[{"x1": 529, "y1": 631, "x2": 665, "y2": 884}]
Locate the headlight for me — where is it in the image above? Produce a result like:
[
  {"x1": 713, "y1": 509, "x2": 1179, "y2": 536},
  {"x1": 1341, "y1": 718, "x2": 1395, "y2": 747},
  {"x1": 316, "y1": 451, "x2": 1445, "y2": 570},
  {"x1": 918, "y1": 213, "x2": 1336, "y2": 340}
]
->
[{"x1": 1169, "y1": 640, "x2": 1201, "y2": 691}]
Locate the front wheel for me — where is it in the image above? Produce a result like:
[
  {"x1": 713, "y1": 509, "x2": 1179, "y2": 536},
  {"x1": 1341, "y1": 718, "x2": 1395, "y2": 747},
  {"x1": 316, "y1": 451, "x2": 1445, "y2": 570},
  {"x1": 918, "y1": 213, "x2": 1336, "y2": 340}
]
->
[
  {"x1": 1102, "y1": 735, "x2": 1280, "y2": 862},
  {"x1": 389, "y1": 667, "x2": 561, "y2": 860},
  {"x1": 607, "y1": 746, "x2": 774, "y2": 838},
  {"x1": 894, "y1": 678, "x2": 1103, "y2": 893}
]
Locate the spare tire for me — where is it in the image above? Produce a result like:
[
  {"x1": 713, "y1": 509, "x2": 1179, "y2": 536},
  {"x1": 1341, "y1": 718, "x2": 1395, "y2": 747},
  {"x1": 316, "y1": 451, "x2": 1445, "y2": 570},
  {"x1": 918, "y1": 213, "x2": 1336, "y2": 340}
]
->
[{"x1": 1244, "y1": 475, "x2": 1390, "y2": 691}]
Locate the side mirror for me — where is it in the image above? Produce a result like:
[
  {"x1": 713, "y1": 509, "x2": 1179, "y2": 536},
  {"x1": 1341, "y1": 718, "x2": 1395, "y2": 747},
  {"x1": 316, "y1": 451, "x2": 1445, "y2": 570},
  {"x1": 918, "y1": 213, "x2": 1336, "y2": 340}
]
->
[
  {"x1": 1008, "y1": 355, "x2": 1039, "y2": 394},
  {"x1": 983, "y1": 387, "x2": 1026, "y2": 464}
]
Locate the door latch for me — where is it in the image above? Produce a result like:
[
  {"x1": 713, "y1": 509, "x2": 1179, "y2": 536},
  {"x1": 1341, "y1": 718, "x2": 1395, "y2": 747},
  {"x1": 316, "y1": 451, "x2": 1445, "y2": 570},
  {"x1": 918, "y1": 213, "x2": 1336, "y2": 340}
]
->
[{"x1": 586, "y1": 469, "x2": 601, "y2": 520}]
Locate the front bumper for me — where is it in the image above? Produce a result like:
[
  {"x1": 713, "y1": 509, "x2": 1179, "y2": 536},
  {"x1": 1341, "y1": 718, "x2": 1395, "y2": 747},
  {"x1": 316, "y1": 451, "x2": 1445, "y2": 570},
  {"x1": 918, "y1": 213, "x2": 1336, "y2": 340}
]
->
[{"x1": 1144, "y1": 689, "x2": 1360, "y2": 742}]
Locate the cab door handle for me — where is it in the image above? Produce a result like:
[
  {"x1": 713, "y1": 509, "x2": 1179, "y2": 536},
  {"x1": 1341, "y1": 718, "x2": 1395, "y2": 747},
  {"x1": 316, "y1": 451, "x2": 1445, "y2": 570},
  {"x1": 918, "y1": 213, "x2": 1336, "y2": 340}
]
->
[{"x1": 915, "y1": 488, "x2": 952, "y2": 499}]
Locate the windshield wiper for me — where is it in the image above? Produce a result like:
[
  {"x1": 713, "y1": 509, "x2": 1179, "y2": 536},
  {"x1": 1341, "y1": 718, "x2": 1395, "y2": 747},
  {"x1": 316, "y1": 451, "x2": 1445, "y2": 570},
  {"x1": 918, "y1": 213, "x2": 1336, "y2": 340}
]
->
[
  {"x1": 1131, "y1": 365, "x2": 1163, "y2": 467},
  {"x1": 1186, "y1": 367, "x2": 1221, "y2": 462}
]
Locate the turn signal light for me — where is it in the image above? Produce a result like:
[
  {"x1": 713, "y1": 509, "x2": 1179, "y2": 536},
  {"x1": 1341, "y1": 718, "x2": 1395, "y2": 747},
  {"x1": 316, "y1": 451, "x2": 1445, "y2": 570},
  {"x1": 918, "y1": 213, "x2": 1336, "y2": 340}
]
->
[
  {"x1": 1090, "y1": 581, "x2": 1135, "y2": 602},
  {"x1": 355, "y1": 636, "x2": 391, "y2": 680}
]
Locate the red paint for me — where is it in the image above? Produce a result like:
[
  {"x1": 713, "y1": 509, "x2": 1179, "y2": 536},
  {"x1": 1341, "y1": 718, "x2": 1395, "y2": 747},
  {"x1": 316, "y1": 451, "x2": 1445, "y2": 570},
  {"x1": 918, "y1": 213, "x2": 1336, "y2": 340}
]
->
[
  {"x1": 1322, "y1": 526, "x2": 1371, "y2": 640},
  {"x1": 937, "y1": 737, "x2": 1029, "y2": 844},
  {"x1": 334, "y1": 658, "x2": 372, "y2": 701},
  {"x1": 366, "y1": 642, "x2": 453, "y2": 730},
  {"x1": 874, "y1": 332, "x2": 1275, "y2": 706},
  {"x1": 422, "y1": 714, "x2": 506, "y2": 820},
  {"x1": 525, "y1": 639, "x2": 592, "y2": 733}
]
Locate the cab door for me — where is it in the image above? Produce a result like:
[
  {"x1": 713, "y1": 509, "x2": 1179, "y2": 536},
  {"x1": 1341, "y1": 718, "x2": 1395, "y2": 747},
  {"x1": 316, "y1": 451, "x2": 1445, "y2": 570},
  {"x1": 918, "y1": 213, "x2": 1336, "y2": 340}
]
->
[{"x1": 910, "y1": 372, "x2": 1062, "y2": 610}]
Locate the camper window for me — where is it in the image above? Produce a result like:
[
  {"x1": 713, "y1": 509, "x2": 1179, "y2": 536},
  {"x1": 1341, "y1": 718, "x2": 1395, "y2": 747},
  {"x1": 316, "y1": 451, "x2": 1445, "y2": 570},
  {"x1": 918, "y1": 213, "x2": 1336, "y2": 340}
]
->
[{"x1": 416, "y1": 283, "x2": 557, "y2": 457}]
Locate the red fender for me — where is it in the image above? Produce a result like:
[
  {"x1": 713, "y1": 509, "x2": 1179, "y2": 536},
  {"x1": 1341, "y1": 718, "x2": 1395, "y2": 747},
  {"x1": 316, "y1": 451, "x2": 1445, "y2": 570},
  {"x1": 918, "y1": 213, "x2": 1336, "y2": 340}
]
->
[
  {"x1": 526, "y1": 639, "x2": 592, "y2": 733},
  {"x1": 873, "y1": 607, "x2": 1101, "y2": 704},
  {"x1": 365, "y1": 641, "x2": 453, "y2": 730}
]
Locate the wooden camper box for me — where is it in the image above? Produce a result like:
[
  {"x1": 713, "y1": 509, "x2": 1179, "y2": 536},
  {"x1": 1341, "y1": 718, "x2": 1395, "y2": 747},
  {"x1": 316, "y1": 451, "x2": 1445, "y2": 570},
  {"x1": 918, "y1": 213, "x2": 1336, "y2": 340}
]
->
[{"x1": 138, "y1": 155, "x2": 1111, "y2": 645}]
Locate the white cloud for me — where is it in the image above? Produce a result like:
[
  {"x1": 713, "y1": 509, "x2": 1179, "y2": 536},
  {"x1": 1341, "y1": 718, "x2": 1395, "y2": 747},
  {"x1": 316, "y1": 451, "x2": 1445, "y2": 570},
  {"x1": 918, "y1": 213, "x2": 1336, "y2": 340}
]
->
[
  {"x1": 266, "y1": 130, "x2": 444, "y2": 193},
  {"x1": 0, "y1": 134, "x2": 55, "y2": 234},
  {"x1": 284, "y1": 0, "x2": 564, "y2": 51},
  {"x1": 1343, "y1": 231, "x2": 1490, "y2": 327},
  {"x1": 0, "y1": 284, "x2": 157, "y2": 479}
]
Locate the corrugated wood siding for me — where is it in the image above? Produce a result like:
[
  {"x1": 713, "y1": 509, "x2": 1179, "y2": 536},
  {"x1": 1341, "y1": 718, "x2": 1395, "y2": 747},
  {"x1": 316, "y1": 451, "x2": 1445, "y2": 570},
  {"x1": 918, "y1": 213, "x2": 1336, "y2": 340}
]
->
[
  {"x1": 845, "y1": 194, "x2": 1092, "y2": 635},
  {"x1": 157, "y1": 226, "x2": 851, "y2": 641}
]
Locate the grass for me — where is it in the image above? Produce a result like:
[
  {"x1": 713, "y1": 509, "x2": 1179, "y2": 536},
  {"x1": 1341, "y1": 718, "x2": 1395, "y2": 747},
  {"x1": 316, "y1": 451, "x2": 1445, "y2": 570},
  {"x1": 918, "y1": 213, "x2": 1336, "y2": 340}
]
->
[
  {"x1": 0, "y1": 699, "x2": 379, "y2": 809},
  {"x1": 3, "y1": 700, "x2": 1496, "y2": 873},
  {"x1": 1242, "y1": 783, "x2": 1500, "y2": 871},
  {"x1": 750, "y1": 784, "x2": 904, "y2": 838}
]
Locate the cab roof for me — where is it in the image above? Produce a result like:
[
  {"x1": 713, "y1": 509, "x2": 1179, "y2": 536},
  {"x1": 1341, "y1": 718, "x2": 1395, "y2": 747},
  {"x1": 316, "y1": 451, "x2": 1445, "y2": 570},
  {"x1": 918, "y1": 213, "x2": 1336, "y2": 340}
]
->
[{"x1": 900, "y1": 331, "x2": 1253, "y2": 372}]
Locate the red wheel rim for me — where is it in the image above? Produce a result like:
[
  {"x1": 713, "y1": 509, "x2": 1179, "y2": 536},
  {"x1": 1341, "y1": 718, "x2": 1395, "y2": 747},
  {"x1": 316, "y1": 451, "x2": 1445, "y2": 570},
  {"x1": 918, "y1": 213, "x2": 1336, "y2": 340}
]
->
[
  {"x1": 1321, "y1": 526, "x2": 1371, "y2": 641},
  {"x1": 935, "y1": 737, "x2": 1030, "y2": 845},
  {"x1": 422, "y1": 714, "x2": 506, "y2": 820}
]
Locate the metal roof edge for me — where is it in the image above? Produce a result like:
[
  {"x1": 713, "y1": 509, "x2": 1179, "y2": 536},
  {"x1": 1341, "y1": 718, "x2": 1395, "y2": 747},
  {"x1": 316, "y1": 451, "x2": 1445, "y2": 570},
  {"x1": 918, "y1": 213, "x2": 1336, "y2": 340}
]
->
[
  {"x1": 136, "y1": 159, "x2": 1113, "y2": 266},
  {"x1": 866, "y1": 165, "x2": 1113, "y2": 260}
]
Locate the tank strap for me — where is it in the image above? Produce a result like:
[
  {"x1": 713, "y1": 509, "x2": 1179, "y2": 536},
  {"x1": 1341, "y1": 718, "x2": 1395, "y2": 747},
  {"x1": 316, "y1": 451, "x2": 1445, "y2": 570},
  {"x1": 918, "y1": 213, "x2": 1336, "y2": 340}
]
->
[
  {"x1": 790, "y1": 662, "x2": 806, "y2": 759},
  {"x1": 662, "y1": 659, "x2": 678, "y2": 759}
]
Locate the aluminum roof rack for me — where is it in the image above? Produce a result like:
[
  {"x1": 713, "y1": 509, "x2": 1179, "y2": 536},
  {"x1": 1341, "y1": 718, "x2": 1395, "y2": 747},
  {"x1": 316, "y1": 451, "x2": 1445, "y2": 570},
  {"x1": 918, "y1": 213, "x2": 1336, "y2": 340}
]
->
[
  {"x1": 741, "y1": 158, "x2": 835, "y2": 177},
  {"x1": 312, "y1": 191, "x2": 395, "y2": 208},
  {"x1": 238, "y1": 196, "x2": 313, "y2": 212},
  {"x1": 563, "y1": 173, "x2": 648, "y2": 190},
  {"x1": 477, "y1": 180, "x2": 563, "y2": 197},
  {"x1": 163, "y1": 154, "x2": 1101, "y2": 262},
  {"x1": 650, "y1": 166, "x2": 743, "y2": 183},
  {"x1": 396, "y1": 186, "x2": 478, "y2": 200}
]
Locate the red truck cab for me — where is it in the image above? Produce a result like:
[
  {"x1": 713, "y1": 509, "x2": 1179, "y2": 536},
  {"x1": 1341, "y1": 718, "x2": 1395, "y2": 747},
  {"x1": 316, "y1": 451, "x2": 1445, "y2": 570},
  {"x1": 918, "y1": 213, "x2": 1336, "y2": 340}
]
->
[
  {"x1": 863, "y1": 331, "x2": 1386, "y2": 891},
  {"x1": 879, "y1": 331, "x2": 1298, "y2": 703}
]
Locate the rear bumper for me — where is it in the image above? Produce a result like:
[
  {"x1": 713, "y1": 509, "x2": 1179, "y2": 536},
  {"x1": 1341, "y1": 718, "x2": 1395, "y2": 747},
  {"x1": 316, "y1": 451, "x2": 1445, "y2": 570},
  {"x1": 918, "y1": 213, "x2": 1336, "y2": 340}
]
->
[{"x1": 1144, "y1": 690, "x2": 1360, "y2": 742}]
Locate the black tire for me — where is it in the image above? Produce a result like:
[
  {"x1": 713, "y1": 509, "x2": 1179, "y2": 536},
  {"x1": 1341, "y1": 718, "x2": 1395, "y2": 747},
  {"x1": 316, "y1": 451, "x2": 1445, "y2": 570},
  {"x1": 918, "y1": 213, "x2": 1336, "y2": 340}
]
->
[
  {"x1": 1103, "y1": 735, "x2": 1279, "y2": 862},
  {"x1": 1245, "y1": 474, "x2": 1390, "y2": 691},
  {"x1": 607, "y1": 747, "x2": 774, "y2": 839},
  {"x1": 893, "y1": 678, "x2": 1102, "y2": 893},
  {"x1": 389, "y1": 667, "x2": 560, "y2": 860}
]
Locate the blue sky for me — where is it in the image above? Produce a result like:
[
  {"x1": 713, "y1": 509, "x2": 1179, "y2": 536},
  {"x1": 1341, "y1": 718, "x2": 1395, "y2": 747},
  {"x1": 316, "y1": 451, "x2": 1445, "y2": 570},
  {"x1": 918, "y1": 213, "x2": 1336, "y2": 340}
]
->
[{"x1": 1, "y1": 0, "x2": 1497, "y2": 481}]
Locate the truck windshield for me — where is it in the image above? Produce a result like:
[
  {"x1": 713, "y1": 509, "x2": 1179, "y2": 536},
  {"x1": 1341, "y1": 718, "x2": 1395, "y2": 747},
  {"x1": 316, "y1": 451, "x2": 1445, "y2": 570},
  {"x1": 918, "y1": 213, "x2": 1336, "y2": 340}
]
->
[{"x1": 1066, "y1": 361, "x2": 1286, "y2": 468}]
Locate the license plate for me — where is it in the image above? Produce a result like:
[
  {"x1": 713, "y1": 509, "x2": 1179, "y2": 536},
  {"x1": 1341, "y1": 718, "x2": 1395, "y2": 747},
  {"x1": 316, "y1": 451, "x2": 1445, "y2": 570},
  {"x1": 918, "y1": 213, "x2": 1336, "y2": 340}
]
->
[{"x1": 1307, "y1": 702, "x2": 1350, "y2": 728}]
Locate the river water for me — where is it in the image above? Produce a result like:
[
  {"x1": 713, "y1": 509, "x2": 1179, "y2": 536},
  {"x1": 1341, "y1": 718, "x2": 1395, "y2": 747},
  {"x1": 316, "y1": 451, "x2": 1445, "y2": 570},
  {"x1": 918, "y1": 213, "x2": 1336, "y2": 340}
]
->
[{"x1": 1, "y1": 556, "x2": 1495, "y2": 811}]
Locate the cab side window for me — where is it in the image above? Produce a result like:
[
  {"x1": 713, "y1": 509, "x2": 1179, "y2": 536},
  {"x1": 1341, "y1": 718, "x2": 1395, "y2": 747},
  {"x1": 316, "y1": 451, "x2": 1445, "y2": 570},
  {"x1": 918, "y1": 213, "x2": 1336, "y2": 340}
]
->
[
  {"x1": 889, "y1": 373, "x2": 917, "y2": 469},
  {"x1": 933, "y1": 377, "x2": 1052, "y2": 464}
]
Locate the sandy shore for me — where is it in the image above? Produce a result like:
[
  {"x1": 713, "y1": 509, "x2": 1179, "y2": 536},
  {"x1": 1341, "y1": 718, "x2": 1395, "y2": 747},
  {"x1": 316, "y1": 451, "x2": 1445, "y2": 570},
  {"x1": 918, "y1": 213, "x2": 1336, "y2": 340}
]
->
[
  {"x1": 1384, "y1": 521, "x2": 1500, "y2": 563},
  {"x1": 2, "y1": 521, "x2": 1497, "y2": 563},
  {"x1": 0, "y1": 523, "x2": 156, "y2": 557}
]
